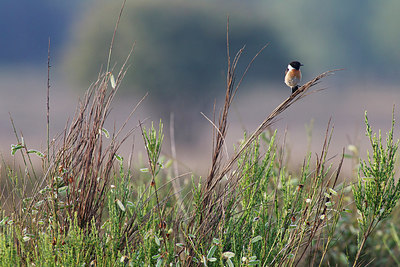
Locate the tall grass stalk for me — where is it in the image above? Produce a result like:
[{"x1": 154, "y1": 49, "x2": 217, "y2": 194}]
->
[{"x1": 140, "y1": 121, "x2": 169, "y2": 256}]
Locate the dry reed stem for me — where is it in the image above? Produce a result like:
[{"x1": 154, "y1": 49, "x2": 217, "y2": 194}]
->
[
  {"x1": 52, "y1": 43, "x2": 137, "y2": 230},
  {"x1": 106, "y1": 0, "x2": 127, "y2": 73}
]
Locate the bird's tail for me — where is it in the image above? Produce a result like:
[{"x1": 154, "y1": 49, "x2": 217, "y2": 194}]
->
[{"x1": 291, "y1": 85, "x2": 299, "y2": 94}]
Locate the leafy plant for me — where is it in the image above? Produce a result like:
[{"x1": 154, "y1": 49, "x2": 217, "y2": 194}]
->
[{"x1": 352, "y1": 110, "x2": 400, "y2": 266}]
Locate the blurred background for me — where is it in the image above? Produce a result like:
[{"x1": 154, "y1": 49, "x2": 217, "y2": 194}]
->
[{"x1": 1, "y1": 0, "x2": 400, "y2": 175}]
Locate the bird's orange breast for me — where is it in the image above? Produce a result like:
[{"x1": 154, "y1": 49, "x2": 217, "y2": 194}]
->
[{"x1": 285, "y1": 69, "x2": 301, "y2": 87}]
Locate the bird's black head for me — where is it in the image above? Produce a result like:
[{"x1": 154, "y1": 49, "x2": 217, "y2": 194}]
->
[{"x1": 289, "y1": 61, "x2": 303, "y2": 70}]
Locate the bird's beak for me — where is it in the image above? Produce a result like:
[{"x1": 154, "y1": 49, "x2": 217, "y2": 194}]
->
[{"x1": 301, "y1": 64, "x2": 304, "y2": 66}]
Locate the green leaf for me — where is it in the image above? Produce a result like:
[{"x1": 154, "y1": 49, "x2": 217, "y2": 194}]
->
[
  {"x1": 101, "y1": 128, "x2": 110, "y2": 138},
  {"x1": 207, "y1": 245, "x2": 217, "y2": 259},
  {"x1": 27, "y1": 149, "x2": 45, "y2": 158},
  {"x1": 58, "y1": 186, "x2": 69, "y2": 196},
  {"x1": 116, "y1": 199, "x2": 125, "y2": 212},
  {"x1": 226, "y1": 258, "x2": 234, "y2": 267},
  {"x1": 39, "y1": 187, "x2": 51, "y2": 194},
  {"x1": 342, "y1": 209, "x2": 352, "y2": 213},
  {"x1": 114, "y1": 154, "x2": 123, "y2": 162},
  {"x1": 140, "y1": 168, "x2": 149, "y2": 173},
  {"x1": 120, "y1": 256, "x2": 129, "y2": 263},
  {"x1": 222, "y1": 251, "x2": 235, "y2": 259},
  {"x1": 154, "y1": 235, "x2": 160, "y2": 246},
  {"x1": 0, "y1": 217, "x2": 9, "y2": 226},
  {"x1": 249, "y1": 260, "x2": 260, "y2": 265},
  {"x1": 208, "y1": 258, "x2": 217, "y2": 262},
  {"x1": 11, "y1": 143, "x2": 24, "y2": 155},
  {"x1": 325, "y1": 201, "x2": 334, "y2": 207},
  {"x1": 251, "y1": 235, "x2": 262, "y2": 243},
  {"x1": 110, "y1": 73, "x2": 116, "y2": 89},
  {"x1": 100, "y1": 221, "x2": 108, "y2": 229},
  {"x1": 35, "y1": 200, "x2": 45, "y2": 208},
  {"x1": 329, "y1": 188, "x2": 338, "y2": 196},
  {"x1": 156, "y1": 258, "x2": 163, "y2": 267},
  {"x1": 212, "y1": 238, "x2": 220, "y2": 244}
]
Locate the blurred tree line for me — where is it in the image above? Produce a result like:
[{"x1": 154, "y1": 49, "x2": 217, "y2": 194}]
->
[
  {"x1": 63, "y1": 0, "x2": 285, "y2": 112},
  {"x1": 3, "y1": 0, "x2": 400, "y2": 90},
  {"x1": 60, "y1": 0, "x2": 400, "y2": 139},
  {"x1": 63, "y1": 0, "x2": 400, "y2": 103},
  {"x1": 0, "y1": 0, "x2": 80, "y2": 64}
]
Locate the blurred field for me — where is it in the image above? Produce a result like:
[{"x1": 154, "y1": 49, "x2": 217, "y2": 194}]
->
[{"x1": 1, "y1": 66, "x2": 399, "y2": 178}]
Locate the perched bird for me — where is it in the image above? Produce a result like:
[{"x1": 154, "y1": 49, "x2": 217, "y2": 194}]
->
[{"x1": 285, "y1": 61, "x2": 303, "y2": 93}]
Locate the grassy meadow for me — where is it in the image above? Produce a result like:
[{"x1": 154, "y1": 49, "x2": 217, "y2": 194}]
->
[{"x1": 1, "y1": 51, "x2": 400, "y2": 267}]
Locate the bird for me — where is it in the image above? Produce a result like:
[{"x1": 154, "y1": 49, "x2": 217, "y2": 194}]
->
[{"x1": 285, "y1": 61, "x2": 303, "y2": 93}]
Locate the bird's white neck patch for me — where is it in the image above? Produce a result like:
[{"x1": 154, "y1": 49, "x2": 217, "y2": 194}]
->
[{"x1": 287, "y1": 64, "x2": 294, "y2": 71}]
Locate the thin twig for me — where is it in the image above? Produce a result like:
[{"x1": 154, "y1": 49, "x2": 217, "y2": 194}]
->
[
  {"x1": 170, "y1": 112, "x2": 187, "y2": 216},
  {"x1": 200, "y1": 112, "x2": 229, "y2": 159},
  {"x1": 106, "y1": 0, "x2": 127, "y2": 73},
  {"x1": 47, "y1": 37, "x2": 51, "y2": 165}
]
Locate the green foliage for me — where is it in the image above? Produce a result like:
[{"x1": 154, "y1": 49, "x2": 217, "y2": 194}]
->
[
  {"x1": 0, "y1": 220, "x2": 20, "y2": 266},
  {"x1": 142, "y1": 121, "x2": 164, "y2": 177},
  {"x1": 352, "y1": 110, "x2": 400, "y2": 265},
  {"x1": 182, "y1": 128, "x2": 345, "y2": 266},
  {"x1": 3, "y1": 108, "x2": 400, "y2": 265},
  {"x1": 353, "y1": 111, "x2": 400, "y2": 230}
]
